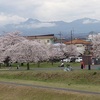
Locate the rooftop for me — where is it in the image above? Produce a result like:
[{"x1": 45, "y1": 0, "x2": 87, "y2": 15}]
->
[
  {"x1": 24, "y1": 34, "x2": 55, "y2": 40},
  {"x1": 64, "y1": 39, "x2": 91, "y2": 45}
]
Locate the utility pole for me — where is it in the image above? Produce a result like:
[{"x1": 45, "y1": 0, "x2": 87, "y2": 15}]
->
[
  {"x1": 71, "y1": 30, "x2": 73, "y2": 44},
  {"x1": 57, "y1": 32, "x2": 63, "y2": 50},
  {"x1": 58, "y1": 32, "x2": 62, "y2": 44},
  {"x1": 70, "y1": 30, "x2": 74, "y2": 56}
]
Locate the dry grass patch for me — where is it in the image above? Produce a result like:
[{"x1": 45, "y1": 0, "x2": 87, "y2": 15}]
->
[{"x1": 0, "y1": 84, "x2": 100, "y2": 100}]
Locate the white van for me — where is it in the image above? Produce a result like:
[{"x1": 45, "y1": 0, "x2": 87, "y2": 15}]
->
[
  {"x1": 75, "y1": 57, "x2": 82, "y2": 62},
  {"x1": 62, "y1": 58, "x2": 70, "y2": 62}
]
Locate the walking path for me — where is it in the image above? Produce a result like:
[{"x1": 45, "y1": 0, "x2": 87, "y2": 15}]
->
[{"x1": 0, "y1": 81, "x2": 100, "y2": 95}]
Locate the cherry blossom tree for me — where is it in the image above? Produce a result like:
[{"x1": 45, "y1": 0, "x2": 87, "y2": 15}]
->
[
  {"x1": 0, "y1": 31, "x2": 79, "y2": 69},
  {"x1": 0, "y1": 32, "x2": 49, "y2": 69},
  {"x1": 63, "y1": 45, "x2": 79, "y2": 57},
  {"x1": 3, "y1": 40, "x2": 49, "y2": 69},
  {"x1": 91, "y1": 34, "x2": 100, "y2": 57},
  {"x1": 0, "y1": 31, "x2": 26, "y2": 48},
  {"x1": 0, "y1": 32, "x2": 26, "y2": 65},
  {"x1": 47, "y1": 44, "x2": 64, "y2": 65},
  {"x1": 47, "y1": 43, "x2": 79, "y2": 65}
]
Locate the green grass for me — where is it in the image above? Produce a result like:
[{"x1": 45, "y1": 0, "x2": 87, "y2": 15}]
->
[
  {"x1": 0, "y1": 70, "x2": 99, "y2": 85},
  {"x1": 0, "y1": 70, "x2": 100, "y2": 92},
  {"x1": 0, "y1": 61, "x2": 80, "y2": 69},
  {"x1": 0, "y1": 70, "x2": 100, "y2": 100}
]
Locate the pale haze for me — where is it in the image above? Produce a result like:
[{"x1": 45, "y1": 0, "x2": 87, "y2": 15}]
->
[{"x1": 0, "y1": 0, "x2": 100, "y2": 25}]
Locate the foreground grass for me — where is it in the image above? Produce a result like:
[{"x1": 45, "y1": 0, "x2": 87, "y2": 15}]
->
[
  {"x1": 0, "y1": 83, "x2": 100, "y2": 100},
  {"x1": 0, "y1": 70, "x2": 100, "y2": 92},
  {"x1": 0, "y1": 70, "x2": 99, "y2": 85}
]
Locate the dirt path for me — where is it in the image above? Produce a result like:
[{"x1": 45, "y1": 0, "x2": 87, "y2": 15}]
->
[{"x1": 0, "y1": 81, "x2": 100, "y2": 95}]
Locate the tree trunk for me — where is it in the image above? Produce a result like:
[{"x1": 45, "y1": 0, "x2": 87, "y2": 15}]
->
[
  {"x1": 6, "y1": 62, "x2": 9, "y2": 67},
  {"x1": 21, "y1": 63, "x2": 24, "y2": 66},
  {"x1": 0, "y1": 63, "x2": 1, "y2": 68},
  {"x1": 37, "y1": 62, "x2": 40, "y2": 67},
  {"x1": 51, "y1": 61, "x2": 54, "y2": 66},
  {"x1": 27, "y1": 63, "x2": 30, "y2": 70},
  {"x1": 51, "y1": 59, "x2": 54, "y2": 66}
]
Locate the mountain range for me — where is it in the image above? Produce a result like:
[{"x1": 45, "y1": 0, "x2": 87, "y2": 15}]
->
[{"x1": 0, "y1": 18, "x2": 100, "y2": 38}]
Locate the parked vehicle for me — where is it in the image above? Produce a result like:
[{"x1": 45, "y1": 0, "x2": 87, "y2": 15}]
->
[
  {"x1": 62, "y1": 58, "x2": 70, "y2": 62},
  {"x1": 75, "y1": 57, "x2": 82, "y2": 62},
  {"x1": 62, "y1": 56, "x2": 82, "y2": 63},
  {"x1": 70, "y1": 57, "x2": 76, "y2": 62}
]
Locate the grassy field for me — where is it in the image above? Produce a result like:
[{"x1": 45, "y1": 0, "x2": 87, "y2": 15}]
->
[
  {"x1": 0, "y1": 83, "x2": 100, "y2": 100},
  {"x1": 0, "y1": 61, "x2": 80, "y2": 68},
  {"x1": 0, "y1": 69, "x2": 100, "y2": 100}
]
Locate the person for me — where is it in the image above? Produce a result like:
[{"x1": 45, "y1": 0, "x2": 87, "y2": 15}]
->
[
  {"x1": 17, "y1": 65, "x2": 19, "y2": 69},
  {"x1": 80, "y1": 61, "x2": 85, "y2": 69},
  {"x1": 60, "y1": 61, "x2": 64, "y2": 67},
  {"x1": 64, "y1": 64, "x2": 73, "y2": 71}
]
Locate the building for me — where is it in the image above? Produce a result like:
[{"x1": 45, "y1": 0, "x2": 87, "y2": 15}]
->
[
  {"x1": 64, "y1": 39, "x2": 91, "y2": 55},
  {"x1": 25, "y1": 34, "x2": 55, "y2": 45}
]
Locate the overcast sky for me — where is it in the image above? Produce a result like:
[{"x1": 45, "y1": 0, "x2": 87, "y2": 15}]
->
[{"x1": 0, "y1": 0, "x2": 100, "y2": 25}]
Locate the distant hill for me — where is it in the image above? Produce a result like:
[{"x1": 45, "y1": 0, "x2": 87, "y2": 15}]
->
[{"x1": 0, "y1": 17, "x2": 100, "y2": 38}]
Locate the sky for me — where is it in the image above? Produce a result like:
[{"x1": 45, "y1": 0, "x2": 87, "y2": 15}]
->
[{"x1": 0, "y1": 0, "x2": 100, "y2": 25}]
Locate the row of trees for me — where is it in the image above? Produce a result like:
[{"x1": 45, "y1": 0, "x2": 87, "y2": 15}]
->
[{"x1": 0, "y1": 32, "x2": 80, "y2": 69}]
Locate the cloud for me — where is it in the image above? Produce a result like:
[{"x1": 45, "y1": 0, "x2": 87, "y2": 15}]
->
[
  {"x1": 0, "y1": 0, "x2": 100, "y2": 24},
  {"x1": 83, "y1": 19, "x2": 100, "y2": 24},
  {"x1": 16, "y1": 22, "x2": 56, "y2": 29},
  {"x1": 0, "y1": 13, "x2": 26, "y2": 25}
]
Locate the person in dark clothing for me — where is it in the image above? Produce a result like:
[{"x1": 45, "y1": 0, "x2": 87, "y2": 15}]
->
[{"x1": 81, "y1": 61, "x2": 84, "y2": 69}]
